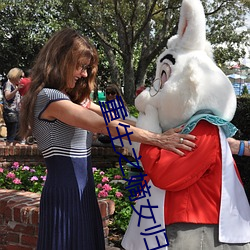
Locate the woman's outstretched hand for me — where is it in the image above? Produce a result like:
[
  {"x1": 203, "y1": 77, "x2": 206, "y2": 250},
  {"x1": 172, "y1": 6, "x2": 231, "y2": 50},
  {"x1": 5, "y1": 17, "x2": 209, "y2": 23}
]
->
[
  {"x1": 227, "y1": 137, "x2": 239, "y2": 155},
  {"x1": 158, "y1": 126, "x2": 197, "y2": 156}
]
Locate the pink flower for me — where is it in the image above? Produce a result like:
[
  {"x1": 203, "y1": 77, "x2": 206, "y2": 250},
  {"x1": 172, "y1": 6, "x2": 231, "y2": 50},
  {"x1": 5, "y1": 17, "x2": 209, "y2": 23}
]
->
[
  {"x1": 100, "y1": 171, "x2": 105, "y2": 175},
  {"x1": 30, "y1": 169, "x2": 36, "y2": 173},
  {"x1": 98, "y1": 190, "x2": 108, "y2": 198},
  {"x1": 22, "y1": 166, "x2": 30, "y2": 171},
  {"x1": 97, "y1": 183, "x2": 102, "y2": 189},
  {"x1": 40, "y1": 176, "x2": 46, "y2": 181},
  {"x1": 114, "y1": 175, "x2": 122, "y2": 180},
  {"x1": 12, "y1": 178, "x2": 22, "y2": 184},
  {"x1": 115, "y1": 192, "x2": 123, "y2": 198},
  {"x1": 6, "y1": 172, "x2": 15, "y2": 179},
  {"x1": 102, "y1": 184, "x2": 112, "y2": 191},
  {"x1": 30, "y1": 176, "x2": 38, "y2": 181},
  {"x1": 12, "y1": 162, "x2": 19, "y2": 169},
  {"x1": 102, "y1": 176, "x2": 109, "y2": 183},
  {"x1": 0, "y1": 168, "x2": 4, "y2": 173},
  {"x1": 92, "y1": 167, "x2": 97, "y2": 173}
]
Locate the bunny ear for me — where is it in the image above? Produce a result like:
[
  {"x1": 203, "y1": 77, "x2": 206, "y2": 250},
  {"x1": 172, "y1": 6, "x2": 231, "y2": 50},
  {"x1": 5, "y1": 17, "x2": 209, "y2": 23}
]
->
[{"x1": 177, "y1": 0, "x2": 206, "y2": 50}]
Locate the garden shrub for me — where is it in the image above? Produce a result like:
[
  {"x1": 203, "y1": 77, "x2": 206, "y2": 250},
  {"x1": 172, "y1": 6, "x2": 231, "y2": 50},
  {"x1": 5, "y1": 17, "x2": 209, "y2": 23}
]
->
[{"x1": 231, "y1": 95, "x2": 250, "y2": 202}]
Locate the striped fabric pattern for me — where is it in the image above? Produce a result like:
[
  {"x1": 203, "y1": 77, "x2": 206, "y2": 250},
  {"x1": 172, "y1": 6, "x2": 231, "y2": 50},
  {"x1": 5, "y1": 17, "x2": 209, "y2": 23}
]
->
[{"x1": 33, "y1": 88, "x2": 92, "y2": 158}]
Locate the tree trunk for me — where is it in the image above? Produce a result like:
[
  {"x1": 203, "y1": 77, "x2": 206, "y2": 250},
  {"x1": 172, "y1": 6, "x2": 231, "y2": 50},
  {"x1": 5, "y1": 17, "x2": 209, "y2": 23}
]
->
[
  {"x1": 135, "y1": 60, "x2": 148, "y2": 87},
  {"x1": 102, "y1": 43, "x2": 121, "y2": 86},
  {"x1": 123, "y1": 57, "x2": 135, "y2": 105}
]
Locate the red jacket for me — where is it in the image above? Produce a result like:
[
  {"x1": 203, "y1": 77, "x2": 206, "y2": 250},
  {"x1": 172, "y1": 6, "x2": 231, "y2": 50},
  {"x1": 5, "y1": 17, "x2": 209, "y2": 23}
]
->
[{"x1": 140, "y1": 120, "x2": 242, "y2": 225}]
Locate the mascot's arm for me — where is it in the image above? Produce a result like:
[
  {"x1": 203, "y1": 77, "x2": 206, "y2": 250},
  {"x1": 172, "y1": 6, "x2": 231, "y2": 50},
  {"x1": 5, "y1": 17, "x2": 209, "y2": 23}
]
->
[{"x1": 140, "y1": 120, "x2": 221, "y2": 192}]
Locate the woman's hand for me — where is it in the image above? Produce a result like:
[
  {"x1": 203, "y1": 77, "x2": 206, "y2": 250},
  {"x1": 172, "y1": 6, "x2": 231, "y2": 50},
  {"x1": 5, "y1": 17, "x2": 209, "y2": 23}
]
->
[
  {"x1": 227, "y1": 137, "x2": 239, "y2": 155},
  {"x1": 18, "y1": 83, "x2": 24, "y2": 90},
  {"x1": 158, "y1": 126, "x2": 197, "y2": 156}
]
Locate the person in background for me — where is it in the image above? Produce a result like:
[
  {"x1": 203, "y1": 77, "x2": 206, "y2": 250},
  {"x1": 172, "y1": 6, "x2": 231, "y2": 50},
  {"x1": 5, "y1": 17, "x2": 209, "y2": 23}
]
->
[
  {"x1": 105, "y1": 83, "x2": 136, "y2": 123},
  {"x1": 19, "y1": 28, "x2": 196, "y2": 250},
  {"x1": 97, "y1": 83, "x2": 136, "y2": 144},
  {"x1": 3, "y1": 68, "x2": 24, "y2": 146},
  {"x1": 19, "y1": 69, "x2": 31, "y2": 96},
  {"x1": 105, "y1": 83, "x2": 125, "y2": 101},
  {"x1": 135, "y1": 85, "x2": 146, "y2": 97},
  {"x1": 228, "y1": 137, "x2": 250, "y2": 156},
  {"x1": 17, "y1": 69, "x2": 32, "y2": 145},
  {"x1": 0, "y1": 79, "x2": 6, "y2": 124},
  {"x1": 0, "y1": 78, "x2": 6, "y2": 104}
]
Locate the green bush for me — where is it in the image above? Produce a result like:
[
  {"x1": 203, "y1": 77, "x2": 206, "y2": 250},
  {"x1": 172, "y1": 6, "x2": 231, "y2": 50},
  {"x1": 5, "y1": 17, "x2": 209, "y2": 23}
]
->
[
  {"x1": 231, "y1": 95, "x2": 250, "y2": 202},
  {"x1": 128, "y1": 104, "x2": 139, "y2": 118},
  {"x1": 242, "y1": 85, "x2": 249, "y2": 95}
]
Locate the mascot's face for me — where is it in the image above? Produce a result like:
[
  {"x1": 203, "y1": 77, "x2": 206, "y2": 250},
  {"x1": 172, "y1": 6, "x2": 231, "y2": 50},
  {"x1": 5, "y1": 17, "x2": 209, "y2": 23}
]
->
[{"x1": 135, "y1": 0, "x2": 236, "y2": 132}]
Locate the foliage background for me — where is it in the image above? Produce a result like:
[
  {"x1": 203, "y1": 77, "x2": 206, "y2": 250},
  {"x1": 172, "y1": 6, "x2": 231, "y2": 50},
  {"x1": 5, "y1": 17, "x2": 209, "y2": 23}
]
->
[
  {"x1": 0, "y1": 0, "x2": 249, "y2": 104},
  {"x1": 231, "y1": 95, "x2": 250, "y2": 202}
]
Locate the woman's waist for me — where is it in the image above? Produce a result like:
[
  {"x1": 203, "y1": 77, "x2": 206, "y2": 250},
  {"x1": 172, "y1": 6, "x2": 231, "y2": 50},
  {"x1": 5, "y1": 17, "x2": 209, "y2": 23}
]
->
[{"x1": 40, "y1": 145, "x2": 92, "y2": 158}]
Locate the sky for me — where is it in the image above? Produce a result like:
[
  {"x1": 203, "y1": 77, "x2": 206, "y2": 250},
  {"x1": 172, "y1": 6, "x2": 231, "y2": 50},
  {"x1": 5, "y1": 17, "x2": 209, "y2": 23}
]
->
[
  {"x1": 246, "y1": 12, "x2": 250, "y2": 28},
  {"x1": 234, "y1": 12, "x2": 250, "y2": 62}
]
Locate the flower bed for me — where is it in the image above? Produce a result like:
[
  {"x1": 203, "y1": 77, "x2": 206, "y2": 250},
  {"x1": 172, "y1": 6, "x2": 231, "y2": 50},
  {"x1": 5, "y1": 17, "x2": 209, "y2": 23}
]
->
[
  {"x1": 93, "y1": 167, "x2": 134, "y2": 233},
  {"x1": 0, "y1": 162, "x2": 134, "y2": 247},
  {"x1": 0, "y1": 162, "x2": 46, "y2": 193}
]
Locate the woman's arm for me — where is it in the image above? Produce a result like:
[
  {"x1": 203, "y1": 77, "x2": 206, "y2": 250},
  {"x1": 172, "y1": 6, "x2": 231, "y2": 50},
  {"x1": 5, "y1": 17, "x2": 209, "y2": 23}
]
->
[
  {"x1": 42, "y1": 99, "x2": 196, "y2": 156},
  {"x1": 4, "y1": 84, "x2": 23, "y2": 101},
  {"x1": 88, "y1": 101, "x2": 103, "y2": 116},
  {"x1": 89, "y1": 101, "x2": 137, "y2": 126}
]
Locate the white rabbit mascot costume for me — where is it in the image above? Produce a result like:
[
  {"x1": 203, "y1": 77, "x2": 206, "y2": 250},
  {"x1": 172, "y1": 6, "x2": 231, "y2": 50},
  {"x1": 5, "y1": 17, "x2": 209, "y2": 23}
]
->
[{"x1": 121, "y1": 0, "x2": 250, "y2": 249}]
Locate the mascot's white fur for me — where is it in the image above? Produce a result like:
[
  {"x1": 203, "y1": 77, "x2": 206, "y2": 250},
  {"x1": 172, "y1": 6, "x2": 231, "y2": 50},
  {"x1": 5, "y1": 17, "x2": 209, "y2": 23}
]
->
[{"x1": 121, "y1": 0, "x2": 250, "y2": 249}]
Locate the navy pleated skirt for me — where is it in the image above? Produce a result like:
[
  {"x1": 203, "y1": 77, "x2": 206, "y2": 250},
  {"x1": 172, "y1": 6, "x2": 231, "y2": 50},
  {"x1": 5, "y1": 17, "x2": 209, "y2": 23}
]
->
[{"x1": 37, "y1": 156, "x2": 105, "y2": 250}]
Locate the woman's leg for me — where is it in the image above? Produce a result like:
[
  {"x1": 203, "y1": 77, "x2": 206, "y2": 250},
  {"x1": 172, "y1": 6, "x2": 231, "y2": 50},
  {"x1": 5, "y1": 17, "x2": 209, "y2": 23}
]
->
[{"x1": 5, "y1": 122, "x2": 18, "y2": 145}]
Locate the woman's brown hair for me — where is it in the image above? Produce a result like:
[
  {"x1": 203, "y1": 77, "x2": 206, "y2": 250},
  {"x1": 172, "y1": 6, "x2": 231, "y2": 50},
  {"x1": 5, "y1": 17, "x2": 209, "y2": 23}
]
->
[{"x1": 19, "y1": 28, "x2": 98, "y2": 138}]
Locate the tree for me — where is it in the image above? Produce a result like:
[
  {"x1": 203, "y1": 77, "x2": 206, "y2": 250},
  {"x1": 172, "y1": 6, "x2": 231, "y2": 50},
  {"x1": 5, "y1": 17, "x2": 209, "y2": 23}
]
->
[
  {"x1": 0, "y1": 0, "x2": 70, "y2": 77},
  {"x1": 0, "y1": 0, "x2": 248, "y2": 105},
  {"x1": 242, "y1": 85, "x2": 249, "y2": 95},
  {"x1": 204, "y1": 0, "x2": 249, "y2": 65},
  {"x1": 241, "y1": 0, "x2": 250, "y2": 9},
  {"x1": 60, "y1": 0, "x2": 249, "y2": 104}
]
